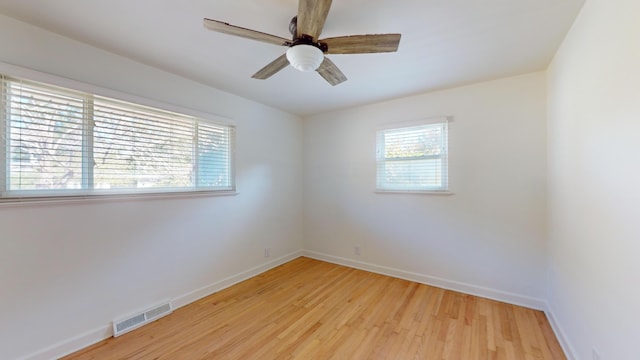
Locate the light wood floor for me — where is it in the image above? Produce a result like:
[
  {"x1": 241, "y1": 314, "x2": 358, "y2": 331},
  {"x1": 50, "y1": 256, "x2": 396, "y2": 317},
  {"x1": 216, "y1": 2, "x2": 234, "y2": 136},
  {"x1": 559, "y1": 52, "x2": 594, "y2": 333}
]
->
[{"x1": 63, "y1": 257, "x2": 565, "y2": 359}]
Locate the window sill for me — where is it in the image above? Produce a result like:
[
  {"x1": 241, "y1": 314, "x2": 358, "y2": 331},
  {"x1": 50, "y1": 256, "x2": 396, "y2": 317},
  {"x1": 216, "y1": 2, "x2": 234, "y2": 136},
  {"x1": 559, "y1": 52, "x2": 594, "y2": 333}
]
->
[
  {"x1": 0, "y1": 190, "x2": 238, "y2": 207},
  {"x1": 374, "y1": 190, "x2": 454, "y2": 196}
]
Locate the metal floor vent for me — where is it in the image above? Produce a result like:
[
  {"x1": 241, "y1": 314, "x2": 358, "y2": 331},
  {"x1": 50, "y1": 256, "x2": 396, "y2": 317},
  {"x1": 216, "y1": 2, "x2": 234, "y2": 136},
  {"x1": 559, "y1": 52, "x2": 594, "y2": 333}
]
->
[{"x1": 113, "y1": 301, "x2": 172, "y2": 337}]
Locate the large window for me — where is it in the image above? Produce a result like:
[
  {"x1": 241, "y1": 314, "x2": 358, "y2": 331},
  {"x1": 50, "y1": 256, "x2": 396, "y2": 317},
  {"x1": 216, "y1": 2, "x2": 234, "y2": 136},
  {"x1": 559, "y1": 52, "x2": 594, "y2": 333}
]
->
[
  {"x1": 0, "y1": 75, "x2": 235, "y2": 200},
  {"x1": 376, "y1": 118, "x2": 449, "y2": 192}
]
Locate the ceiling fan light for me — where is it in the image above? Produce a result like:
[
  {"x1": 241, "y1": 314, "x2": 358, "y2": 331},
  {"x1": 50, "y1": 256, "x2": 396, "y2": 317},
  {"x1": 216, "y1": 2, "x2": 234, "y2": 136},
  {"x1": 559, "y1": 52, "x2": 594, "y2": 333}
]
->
[{"x1": 286, "y1": 45, "x2": 324, "y2": 72}]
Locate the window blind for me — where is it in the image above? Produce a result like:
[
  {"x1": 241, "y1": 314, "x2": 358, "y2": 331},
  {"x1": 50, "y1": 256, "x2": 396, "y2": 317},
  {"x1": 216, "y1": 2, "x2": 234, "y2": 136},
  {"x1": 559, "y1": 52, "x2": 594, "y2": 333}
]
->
[
  {"x1": 376, "y1": 120, "x2": 449, "y2": 192},
  {"x1": 0, "y1": 75, "x2": 235, "y2": 199}
]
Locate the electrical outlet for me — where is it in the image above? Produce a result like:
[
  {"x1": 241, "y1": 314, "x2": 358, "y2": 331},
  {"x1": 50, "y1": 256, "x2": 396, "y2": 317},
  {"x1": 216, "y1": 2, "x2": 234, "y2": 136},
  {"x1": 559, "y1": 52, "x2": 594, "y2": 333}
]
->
[
  {"x1": 264, "y1": 248, "x2": 270, "y2": 258},
  {"x1": 354, "y1": 246, "x2": 361, "y2": 256},
  {"x1": 592, "y1": 348, "x2": 601, "y2": 360}
]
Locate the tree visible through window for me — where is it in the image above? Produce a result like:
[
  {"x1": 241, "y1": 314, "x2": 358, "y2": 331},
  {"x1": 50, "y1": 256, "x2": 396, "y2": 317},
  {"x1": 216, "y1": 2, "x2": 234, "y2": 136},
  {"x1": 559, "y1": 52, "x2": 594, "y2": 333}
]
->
[
  {"x1": 376, "y1": 119, "x2": 449, "y2": 192},
  {"x1": 0, "y1": 75, "x2": 235, "y2": 199}
]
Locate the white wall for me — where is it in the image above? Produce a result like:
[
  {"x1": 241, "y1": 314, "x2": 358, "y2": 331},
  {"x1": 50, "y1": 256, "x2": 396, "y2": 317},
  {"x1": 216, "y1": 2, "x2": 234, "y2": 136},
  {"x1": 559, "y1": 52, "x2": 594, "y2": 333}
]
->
[
  {"x1": 547, "y1": 0, "x2": 640, "y2": 359},
  {"x1": 0, "y1": 15, "x2": 303, "y2": 360},
  {"x1": 9, "y1": 2, "x2": 640, "y2": 358},
  {"x1": 303, "y1": 72, "x2": 548, "y2": 306}
]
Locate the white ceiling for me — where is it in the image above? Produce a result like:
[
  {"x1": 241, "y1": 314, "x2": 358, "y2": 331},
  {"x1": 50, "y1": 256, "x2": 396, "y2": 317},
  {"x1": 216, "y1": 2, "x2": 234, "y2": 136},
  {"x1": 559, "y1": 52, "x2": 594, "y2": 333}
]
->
[{"x1": 0, "y1": 0, "x2": 584, "y2": 116}]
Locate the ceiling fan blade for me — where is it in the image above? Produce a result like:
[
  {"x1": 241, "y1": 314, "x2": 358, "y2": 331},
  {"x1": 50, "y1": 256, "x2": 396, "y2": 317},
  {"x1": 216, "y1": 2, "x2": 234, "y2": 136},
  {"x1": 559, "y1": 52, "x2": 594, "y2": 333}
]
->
[
  {"x1": 203, "y1": 18, "x2": 291, "y2": 46},
  {"x1": 252, "y1": 54, "x2": 290, "y2": 79},
  {"x1": 316, "y1": 57, "x2": 347, "y2": 86},
  {"x1": 321, "y1": 34, "x2": 401, "y2": 54},
  {"x1": 297, "y1": 0, "x2": 333, "y2": 40}
]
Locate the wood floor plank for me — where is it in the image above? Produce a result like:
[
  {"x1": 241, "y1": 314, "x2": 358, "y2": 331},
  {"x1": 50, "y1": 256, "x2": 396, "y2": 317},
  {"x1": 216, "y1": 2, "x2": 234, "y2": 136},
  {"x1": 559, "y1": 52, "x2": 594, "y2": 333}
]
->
[{"x1": 62, "y1": 257, "x2": 566, "y2": 360}]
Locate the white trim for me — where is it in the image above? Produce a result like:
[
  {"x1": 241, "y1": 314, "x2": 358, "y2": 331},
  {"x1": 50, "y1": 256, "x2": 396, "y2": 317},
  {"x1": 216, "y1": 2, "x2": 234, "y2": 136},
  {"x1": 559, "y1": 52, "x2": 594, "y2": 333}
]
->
[
  {"x1": 376, "y1": 115, "x2": 452, "y2": 131},
  {"x1": 0, "y1": 77, "x2": 6, "y2": 194},
  {"x1": 19, "y1": 250, "x2": 553, "y2": 359},
  {"x1": 0, "y1": 67, "x2": 237, "y2": 203},
  {"x1": 0, "y1": 190, "x2": 238, "y2": 208},
  {"x1": 544, "y1": 304, "x2": 578, "y2": 360},
  {"x1": 376, "y1": 119, "x2": 450, "y2": 193},
  {"x1": 0, "y1": 61, "x2": 235, "y2": 126},
  {"x1": 17, "y1": 325, "x2": 112, "y2": 360},
  {"x1": 172, "y1": 250, "x2": 303, "y2": 309},
  {"x1": 20, "y1": 249, "x2": 303, "y2": 360},
  {"x1": 302, "y1": 250, "x2": 546, "y2": 310},
  {"x1": 374, "y1": 190, "x2": 454, "y2": 196}
]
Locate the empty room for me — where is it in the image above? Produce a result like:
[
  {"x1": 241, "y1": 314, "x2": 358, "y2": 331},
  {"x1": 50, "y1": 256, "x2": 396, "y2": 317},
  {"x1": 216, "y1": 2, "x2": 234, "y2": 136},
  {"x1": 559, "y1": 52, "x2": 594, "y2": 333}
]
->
[{"x1": 0, "y1": 0, "x2": 638, "y2": 359}]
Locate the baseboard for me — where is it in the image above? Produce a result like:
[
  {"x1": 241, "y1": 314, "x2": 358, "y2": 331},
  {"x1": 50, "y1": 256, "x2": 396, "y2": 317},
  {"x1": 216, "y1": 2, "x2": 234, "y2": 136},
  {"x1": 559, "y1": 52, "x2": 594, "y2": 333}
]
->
[
  {"x1": 172, "y1": 250, "x2": 303, "y2": 309},
  {"x1": 21, "y1": 249, "x2": 304, "y2": 360},
  {"x1": 302, "y1": 250, "x2": 546, "y2": 310},
  {"x1": 21, "y1": 249, "x2": 548, "y2": 359},
  {"x1": 544, "y1": 304, "x2": 577, "y2": 360},
  {"x1": 18, "y1": 325, "x2": 112, "y2": 360}
]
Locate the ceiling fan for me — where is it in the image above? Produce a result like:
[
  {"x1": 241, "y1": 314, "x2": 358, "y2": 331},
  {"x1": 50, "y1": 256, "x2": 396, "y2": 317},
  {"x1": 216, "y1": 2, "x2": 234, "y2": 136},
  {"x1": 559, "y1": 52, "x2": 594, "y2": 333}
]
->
[{"x1": 203, "y1": 0, "x2": 401, "y2": 86}]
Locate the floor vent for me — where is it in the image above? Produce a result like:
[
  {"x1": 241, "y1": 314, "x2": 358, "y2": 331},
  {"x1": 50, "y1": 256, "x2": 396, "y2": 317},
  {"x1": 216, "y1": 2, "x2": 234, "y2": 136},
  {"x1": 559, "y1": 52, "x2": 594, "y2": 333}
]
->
[{"x1": 113, "y1": 301, "x2": 172, "y2": 337}]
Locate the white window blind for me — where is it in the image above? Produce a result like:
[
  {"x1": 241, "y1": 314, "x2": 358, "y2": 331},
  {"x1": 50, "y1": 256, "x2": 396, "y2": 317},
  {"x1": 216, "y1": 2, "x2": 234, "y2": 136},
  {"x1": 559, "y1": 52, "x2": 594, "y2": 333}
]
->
[
  {"x1": 376, "y1": 119, "x2": 449, "y2": 192},
  {"x1": 0, "y1": 75, "x2": 235, "y2": 200}
]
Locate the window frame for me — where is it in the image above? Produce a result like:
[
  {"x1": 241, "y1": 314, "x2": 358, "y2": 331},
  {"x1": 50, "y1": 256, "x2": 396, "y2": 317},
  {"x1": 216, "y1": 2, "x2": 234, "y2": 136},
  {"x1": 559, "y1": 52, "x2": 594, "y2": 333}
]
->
[
  {"x1": 0, "y1": 66, "x2": 236, "y2": 204},
  {"x1": 375, "y1": 117, "x2": 452, "y2": 195}
]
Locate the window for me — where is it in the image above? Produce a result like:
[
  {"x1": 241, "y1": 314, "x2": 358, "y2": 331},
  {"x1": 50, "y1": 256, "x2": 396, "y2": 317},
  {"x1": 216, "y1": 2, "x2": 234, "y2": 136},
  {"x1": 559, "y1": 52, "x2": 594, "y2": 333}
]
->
[
  {"x1": 376, "y1": 118, "x2": 449, "y2": 192},
  {"x1": 0, "y1": 75, "x2": 235, "y2": 201}
]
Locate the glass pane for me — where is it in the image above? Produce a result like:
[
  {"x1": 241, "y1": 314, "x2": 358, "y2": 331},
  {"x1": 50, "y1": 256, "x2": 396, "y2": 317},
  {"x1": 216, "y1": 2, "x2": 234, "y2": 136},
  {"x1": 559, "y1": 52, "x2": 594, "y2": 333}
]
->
[
  {"x1": 376, "y1": 120, "x2": 448, "y2": 191},
  {"x1": 384, "y1": 123, "x2": 443, "y2": 159},
  {"x1": 197, "y1": 122, "x2": 232, "y2": 188},
  {"x1": 2, "y1": 76, "x2": 235, "y2": 198},
  {"x1": 382, "y1": 158, "x2": 443, "y2": 189},
  {"x1": 8, "y1": 84, "x2": 84, "y2": 190},
  {"x1": 93, "y1": 100, "x2": 194, "y2": 190}
]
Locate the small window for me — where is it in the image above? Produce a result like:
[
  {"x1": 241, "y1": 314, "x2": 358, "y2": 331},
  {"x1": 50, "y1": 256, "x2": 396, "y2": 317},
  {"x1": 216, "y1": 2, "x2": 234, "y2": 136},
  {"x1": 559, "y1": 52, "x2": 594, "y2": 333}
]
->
[
  {"x1": 376, "y1": 118, "x2": 449, "y2": 192},
  {"x1": 0, "y1": 75, "x2": 235, "y2": 201}
]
